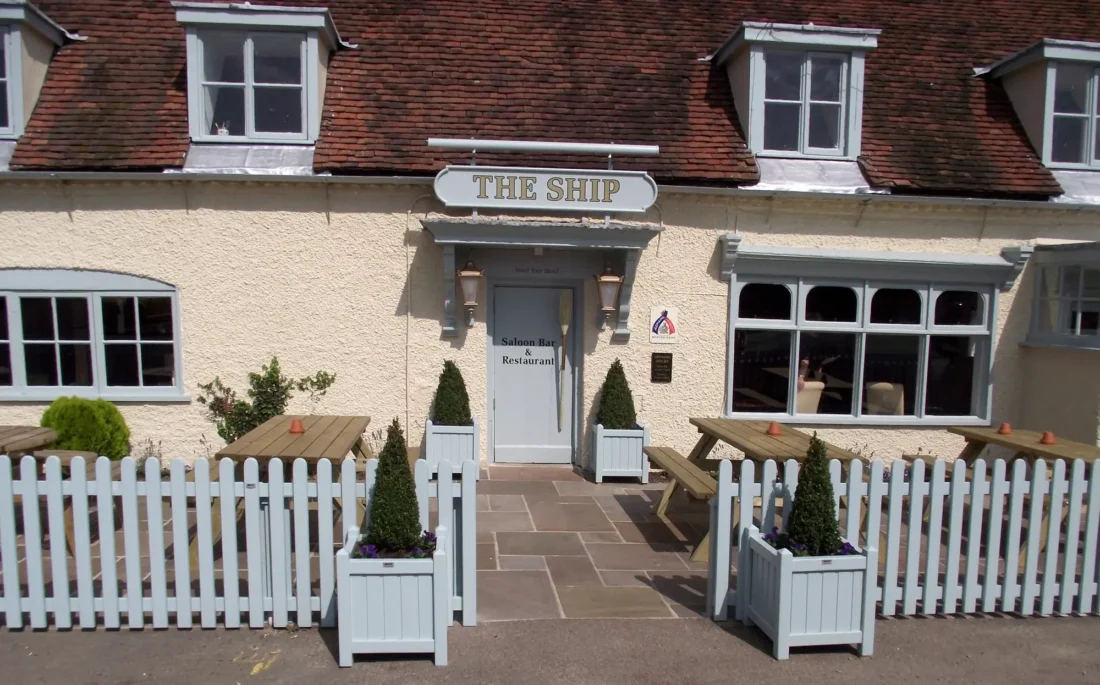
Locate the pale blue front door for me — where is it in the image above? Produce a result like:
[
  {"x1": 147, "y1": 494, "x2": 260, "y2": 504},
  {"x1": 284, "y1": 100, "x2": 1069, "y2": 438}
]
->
[{"x1": 492, "y1": 286, "x2": 575, "y2": 464}]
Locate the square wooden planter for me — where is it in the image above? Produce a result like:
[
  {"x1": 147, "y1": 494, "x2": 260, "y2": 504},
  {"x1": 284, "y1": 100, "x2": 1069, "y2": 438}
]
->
[
  {"x1": 335, "y1": 526, "x2": 450, "y2": 667},
  {"x1": 424, "y1": 419, "x2": 479, "y2": 475},
  {"x1": 591, "y1": 424, "x2": 649, "y2": 483},
  {"x1": 743, "y1": 526, "x2": 876, "y2": 660}
]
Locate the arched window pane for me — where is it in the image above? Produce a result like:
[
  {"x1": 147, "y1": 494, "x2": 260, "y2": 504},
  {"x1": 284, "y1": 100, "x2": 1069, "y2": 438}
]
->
[
  {"x1": 739, "y1": 283, "x2": 791, "y2": 320},
  {"x1": 870, "y1": 289, "x2": 921, "y2": 325},
  {"x1": 732, "y1": 330, "x2": 791, "y2": 412},
  {"x1": 935, "y1": 291, "x2": 982, "y2": 326},
  {"x1": 805, "y1": 286, "x2": 857, "y2": 322}
]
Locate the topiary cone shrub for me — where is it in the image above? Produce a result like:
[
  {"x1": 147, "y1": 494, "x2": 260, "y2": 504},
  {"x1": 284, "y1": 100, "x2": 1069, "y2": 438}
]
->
[
  {"x1": 596, "y1": 359, "x2": 637, "y2": 430},
  {"x1": 430, "y1": 360, "x2": 472, "y2": 426},
  {"x1": 361, "y1": 418, "x2": 435, "y2": 558},
  {"x1": 785, "y1": 432, "x2": 842, "y2": 556},
  {"x1": 40, "y1": 396, "x2": 131, "y2": 460}
]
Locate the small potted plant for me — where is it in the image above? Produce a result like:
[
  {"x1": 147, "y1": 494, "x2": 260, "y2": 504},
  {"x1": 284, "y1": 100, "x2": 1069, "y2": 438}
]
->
[
  {"x1": 424, "y1": 361, "x2": 479, "y2": 475},
  {"x1": 336, "y1": 419, "x2": 449, "y2": 666},
  {"x1": 591, "y1": 359, "x2": 649, "y2": 483},
  {"x1": 742, "y1": 433, "x2": 876, "y2": 660}
]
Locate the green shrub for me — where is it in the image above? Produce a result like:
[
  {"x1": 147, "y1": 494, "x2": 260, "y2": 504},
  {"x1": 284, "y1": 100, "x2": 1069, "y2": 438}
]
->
[
  {"x1": 430, "y1": 360, "x2": 472, "y2": 426},
  {"x1": 785, "y1": 433, "x2": 842, "y2": 556},
  {"x1": 364, "y1": 418, "x2": 423, "y2": 553},
  {"x1": 197, "y1": 357, "x2": 335, "y2": 444},
  {"x1": 40, "y1": 397, "x2": 130, "y2": 460},
  {"x1": 596, "y1": 359, "x2": 637, "y2": 430}
]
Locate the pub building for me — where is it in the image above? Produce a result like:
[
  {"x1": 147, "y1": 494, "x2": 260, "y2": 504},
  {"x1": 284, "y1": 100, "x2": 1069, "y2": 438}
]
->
[{"x1": 2, "y1": 0, "x2": 1100, "y2": 469}]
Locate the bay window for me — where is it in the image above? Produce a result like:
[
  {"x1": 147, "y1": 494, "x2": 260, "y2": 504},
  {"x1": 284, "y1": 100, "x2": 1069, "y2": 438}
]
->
[
  {"x1": 1029, "y1": 243, "x2": 1100, "y2": 349},
  {"x1": 0, "y1": 270, "x2": 185, "y2": 401},
  {"x1": 720, "y1": 239, "x2": 1031, "y2": 425}
]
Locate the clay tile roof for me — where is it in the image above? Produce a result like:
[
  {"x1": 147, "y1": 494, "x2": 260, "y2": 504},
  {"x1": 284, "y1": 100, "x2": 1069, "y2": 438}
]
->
[{"x1": 11, "y1": 1, "x2": 1100, "y2": 198}]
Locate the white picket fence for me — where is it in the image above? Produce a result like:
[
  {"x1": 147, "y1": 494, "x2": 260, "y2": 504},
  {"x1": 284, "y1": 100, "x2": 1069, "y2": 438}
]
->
[
  {"x1": 0, "y1": 455, "x2": 477, "y2": 630},
  {"x1": 707, "y1": 458, "x2": 1100, "y2": 621}
]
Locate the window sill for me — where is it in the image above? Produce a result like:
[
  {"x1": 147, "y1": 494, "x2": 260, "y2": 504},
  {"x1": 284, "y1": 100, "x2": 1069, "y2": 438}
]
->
[
  {"x1": 190, "y1": 136, "x2": 315, "y2": 146},
  {"x1": 0, "y1": 390, "x2": 192, "y2": 404},
  {"x1": 1021, "y1": 338, "x2": 1100, "y2": 352},
  {"x1": 724, "y1": 412, "x2": 991, "y2": 428},
  {"x1": 753, "y1": 149, "x2": 855, "y2": 162}
]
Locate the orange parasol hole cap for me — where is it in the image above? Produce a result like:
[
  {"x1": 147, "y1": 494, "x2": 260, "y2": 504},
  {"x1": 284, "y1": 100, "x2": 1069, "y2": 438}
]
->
[
  {"x1": 766, "y1": 421, "x2": 782, "y2": 436},
  {"x1": 997, "y1": 422, "x2": 1012, "y2": 435},
  {"x1": 1039, "y1": 431, "x2": 1056, "y2": 445},
  {"x1": 289, "y1": 418, "x2": 305, "y2": 435}
]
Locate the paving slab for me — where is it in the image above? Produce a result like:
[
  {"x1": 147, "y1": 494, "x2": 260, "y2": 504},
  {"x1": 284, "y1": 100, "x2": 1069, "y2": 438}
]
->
[
  {"x1": 496, "y1": 532, "x2": 585, "y2": 556},
  {"x1": 487, "y1": 466, "x2": 583, "y2": 482},
  {"x1": 586, "y1": 543, "x2": 691, "y2": 571},
  {"x1": 528, "y1": 502, "x2": 614, "y2": 532},
  {"x1": 556, "y1": 585, "x2": 673, "y2": 618},
  {"x1": 478, "y1": 480, "x2": 559, "y2": 497},
  {"x1": 498, "y1": 555, "x2": 547, "y2": 570},
  {"x1": 612, "y1": 520, "x2": 691, "y2": 547},
  {"x1": 599, "y1": 570, "x2": 651, "y2": 587},
  {"x1": 477, "y1": 570, "x2": 561, "y2": 621},
  {"x1": 477, "y1": 543, "x2": 497, "y2": 570},
  {"x1": 477, "y1": 512, "x2": 534, "y2": 533},
  {"x1": 545, "y1": 555, "x2": 601, "y2": 586},
  {"x1": 487, "y1": 495, "x2": 527, "y2": 512},
  {"x1": 579, "y1": 531, "x2": 623, "y2": 544}
]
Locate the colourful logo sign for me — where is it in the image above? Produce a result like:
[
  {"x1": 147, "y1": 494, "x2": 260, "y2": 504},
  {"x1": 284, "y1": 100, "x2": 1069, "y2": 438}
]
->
[{"x1": 650, "y1": 307, "x2": 679, "y2": 343}]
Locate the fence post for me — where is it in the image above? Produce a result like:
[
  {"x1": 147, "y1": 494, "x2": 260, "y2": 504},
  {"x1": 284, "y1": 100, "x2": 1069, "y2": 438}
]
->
[
  {"x1": 0, "y1": 455, "x2": 22, "y2": 629},
  {"x1": 436, "y1": 462, "x2": 454, "y2": 627},
  {"x1": 219, "y1": 457, "x2": 241, "y2": 629},
  {"x1": 317, "y1": 458, "x2": 336, "y2": 628},
  {"x1": 461, "y1": 459, "x2": 478, "y2": 626},
  {"x1": 707, "y1": 458, "x2": 733, "y2": 620},
  {"x1": 880, "y1": 462, "x2": 905, "y2": 616},
  {"x1": 735, "y1": 459, "x2": 756, "y2": 623},
  {"x1": 70, "y1": 456, "x2": 95, "y2": 629},
  {"x1": 1079, "y1": 461, "x2": 1100, "y2": 614}
]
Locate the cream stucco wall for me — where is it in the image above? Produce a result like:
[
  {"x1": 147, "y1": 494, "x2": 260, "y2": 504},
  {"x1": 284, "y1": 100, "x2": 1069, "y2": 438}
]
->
[
  {"x1": 1019, "y1": 345, "x2": 1100, "y2": 446},
  {"x1": 1, "y1": 179, "x2": 1098, "y2": 465}
]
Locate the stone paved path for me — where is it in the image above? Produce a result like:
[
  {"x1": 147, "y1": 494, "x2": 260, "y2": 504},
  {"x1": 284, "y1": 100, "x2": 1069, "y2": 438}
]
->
[{"x1": 475, "y1": 465, "x2": 711, "y2": 620}]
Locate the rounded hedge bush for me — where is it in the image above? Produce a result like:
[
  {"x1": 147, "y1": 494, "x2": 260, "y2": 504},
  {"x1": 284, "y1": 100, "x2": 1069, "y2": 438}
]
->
[{"x1": 40, "y1": 397, "x2": 131, "y2": 460}]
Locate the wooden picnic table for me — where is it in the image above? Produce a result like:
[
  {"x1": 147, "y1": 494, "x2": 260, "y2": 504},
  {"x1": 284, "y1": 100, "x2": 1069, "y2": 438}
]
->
[
  {"x1": 0, "y1": 425, "x2": 57, "y2": 455},
  {"x1": 947, "y1": 425, "x2": 1100, "y2": 465},
  {"x1": 196, "y1": 415, "x2": 371, "y2": 581},
  {"x1": 652, "y1": 418, "x2": 862, "y2": 563}
]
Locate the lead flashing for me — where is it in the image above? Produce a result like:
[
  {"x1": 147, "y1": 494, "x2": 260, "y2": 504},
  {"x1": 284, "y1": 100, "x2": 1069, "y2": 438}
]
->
[
  {"x1": 709, "y1": 21, "x2": 880, "y2": 65},
  {"x1": 172, "y1": 1, "x2": 355, "y2": 49}
]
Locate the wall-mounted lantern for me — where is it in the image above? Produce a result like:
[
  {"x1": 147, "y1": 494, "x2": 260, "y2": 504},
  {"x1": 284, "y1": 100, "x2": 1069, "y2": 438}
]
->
[
  {"x1": 595, "y1": 263, "x2": 624, "y2": 330},
  {"x1": 456, "y1": 260, "x2": 484, "y2": 326}
]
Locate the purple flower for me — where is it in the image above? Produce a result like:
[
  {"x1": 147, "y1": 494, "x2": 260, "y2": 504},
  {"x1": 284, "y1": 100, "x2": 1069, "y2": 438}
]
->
[
  {"x1": 410, "y1": 547, "x2": 424, "y2": 557},
  {"x1": 423, "y1": 531, "x2": 437, "y2": 544},
  {"x1": 365, "y1": 544, "x2": 378, "y2": 559}
]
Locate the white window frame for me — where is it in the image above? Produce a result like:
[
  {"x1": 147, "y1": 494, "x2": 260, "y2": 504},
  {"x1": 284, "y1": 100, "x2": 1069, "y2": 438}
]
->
[
  {"x1": 719, "y1": 242, "x2": 1031, "y2": 427},
  {"x1": 0, "y1": 270, "x2": 187, "y2": 402},
  {"x1": 0, "y1": 25, "x2": 21, "y2": 138},
  {"x1": 188, "y1": 28, "x2": 313, "y2": 144},
  {"x1": 1028, "y1": 245, "x2": 1100, "y2": 350},
  {"x1": 759, "y1": 50, "x2": 850, "y2": 157},
  {"x1": 1043, "y1": 61, "x2": 1100, "y2": 169}
]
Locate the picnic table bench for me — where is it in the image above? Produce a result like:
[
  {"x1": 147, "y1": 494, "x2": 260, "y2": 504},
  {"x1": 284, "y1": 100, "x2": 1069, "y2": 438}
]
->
[{"x1": 647, "y1": 418, "x2": 863, "y2": 563}]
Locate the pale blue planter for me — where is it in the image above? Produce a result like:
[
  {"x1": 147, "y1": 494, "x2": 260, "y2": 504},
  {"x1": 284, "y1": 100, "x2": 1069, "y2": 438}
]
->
[
  {"x1": 743, "y1": 526, "x2": 876, "y2": 660},
  {"x1": 336, "y1": 526, "x2": 450, "y2": 667},
  {"x1": 424, "y1": 418, "x2": 479, "y2": 475},
  {"x1": 592, "y1": 423, "x2": 649, "y2": 483}
]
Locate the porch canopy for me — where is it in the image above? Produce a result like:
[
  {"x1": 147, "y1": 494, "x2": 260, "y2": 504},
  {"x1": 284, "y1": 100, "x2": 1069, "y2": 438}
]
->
[{"x1": 421, "y1": 217, "x2": 662, "y2": 340}]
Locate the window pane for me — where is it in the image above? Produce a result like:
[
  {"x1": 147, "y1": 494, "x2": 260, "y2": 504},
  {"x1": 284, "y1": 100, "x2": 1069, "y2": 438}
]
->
[
  {"x1": 204, "y1": 85, "x2": 246, "y2": 137},
  {"x1": 203, "y1": 32, "x2": 245, "y2": 83},
  {"x1": 765, "y1": 52, "x2": 802, "y2": 100},
  {"x1": 1080, "y1": 302, "x2": 1100, "y2": 336},
  {"x1": 0, "y1": 85, "x2": 7, "y2": 130},
  {"x1": 59, "y1": 344, "x2": 93, "y2": 386},
  {"x1": 20, "y1": 298, "x2": 54, "y2": 340},
  {"x1": 0, "y1": 343, "x2": 10, "y2": 385},
  {"x1": 808, "y1": 103, "x2": 841, "y2": 149},
  {"x1": 1052, "y1": 116, "x2": 1087, "y2": 164},
  {"x1": 141, "y1": 344, "x2": 175, "y2": 386},
  {"x1": 763, "y1": 102, "x2": 800, "y2": 151},
  {"x1": 739, "y1": 284, "x2": 791, "y2": 320},
  {"x1": 56, "y1": 297, "x2": 90, "y2": 340},
  {"x1": 934, "y1": 291, "x2": 982, "y2": 326},
  {"x1": 1038, "y1": 266, "x2": 1060, "y2": 299},
  {"x1": 732, "y1": 330, "x2": 791, "y2": 412},
  {"x1": 1061, "y1": 265, "x2": 1082, "y2": 296},
  {"x1": 870, "y1": 289, "x2": 922, "y2": 324},
  {"x1": 1036, "y1": 298, "x2": 1062, "y2": 333},
  {"x1": 105, "y1": 344, "x2": 140, "y2": 386},
  {"x1": 254, "y1": 87, "x2": 303, "y2": 134},
  {"x1": 0, "y1": 296, "x2": 7, "y2": 339},
  {"x1": 1054, "y1": 63, "x2": 1091, "y2": 114},
  {"x1": 810, "y1": 55, "x2": 843, "y2": 102},
  {"x1": 1085, "y1": 269, "x2": 1100, "y2": 299},
  {"x1": 862, "y1": 335, "x2": 919, "y2": 416},
  {"x1": 253, "y1": 34, "x2": 302, "y2": 85},
  {"x1": 797, "y1": 332, "x2": 856, "y2": 415},
  {"x1": 102, "y1": 297, "x2": 137, "y2": 340},
  {"x1": 138, "y1": 297, "x2": 174, "y2": 341},
  {"x1": 805, "y1": 286, "x2": 857, "y2": 322},
  {"x1": 24, "y1": 343, "x2": 58, "y2": 386},
  {"x1": 925, "y1": 335, "x2": 978, "y2": 416}
]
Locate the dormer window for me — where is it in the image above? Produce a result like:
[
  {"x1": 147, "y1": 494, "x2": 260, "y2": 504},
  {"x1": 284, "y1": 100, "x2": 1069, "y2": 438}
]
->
[
  {"x1": 712, "y1": 22, "x2": 880, "y2": 161},
  {"x1": 174, "y1": 2, "x2": 353, "y2": 145},
  {"x1": 983, "y1": 40, "x2": 1100, "y2": 170},
  {"x1": 0, "y1": 1, "x2": 75, "y2": 139},
  {"x1": 1050, "y1": 62, "x2": 1100, "y2": 166}
]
